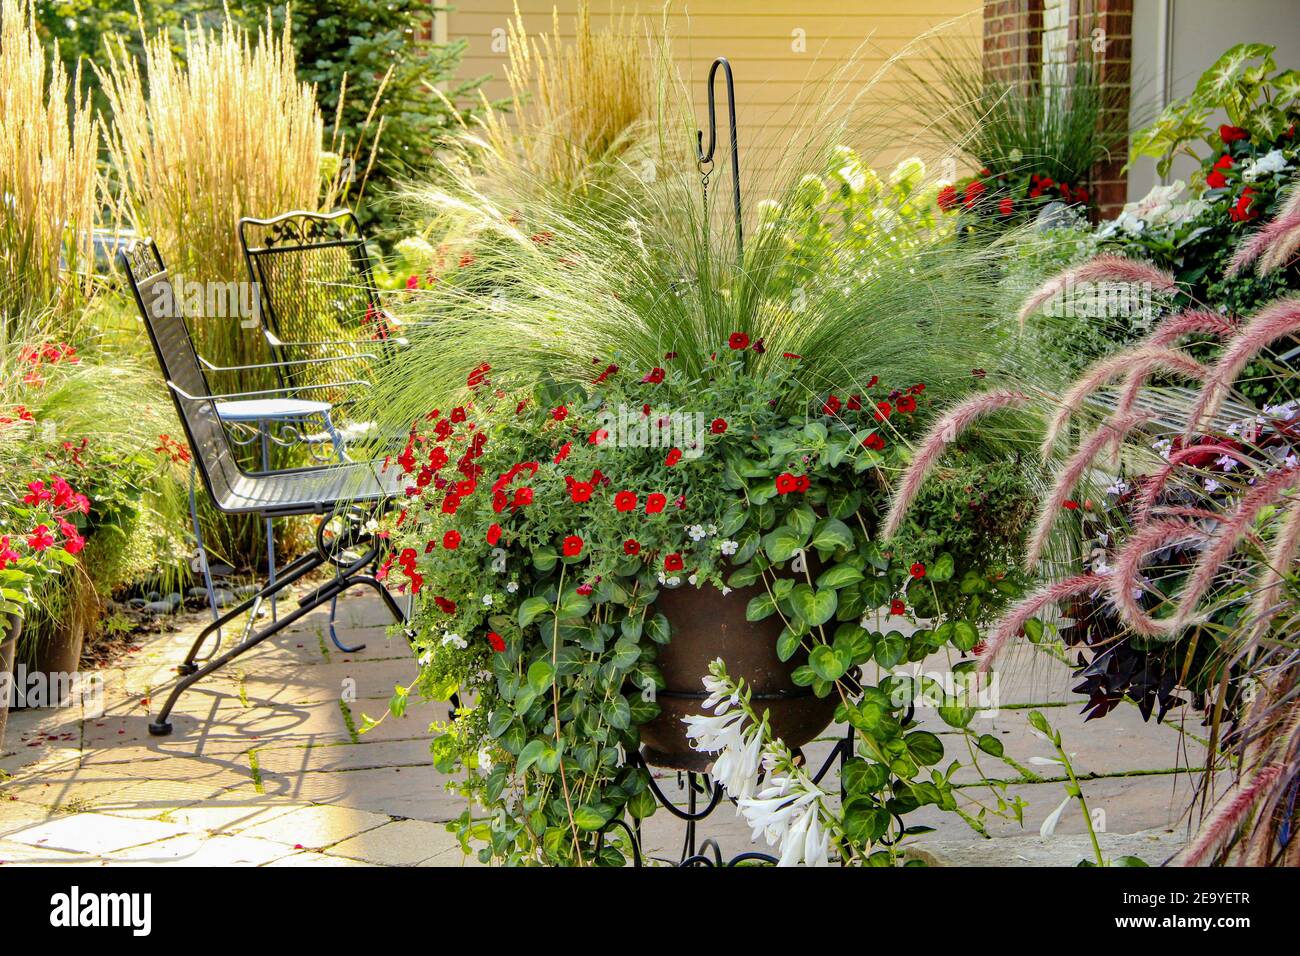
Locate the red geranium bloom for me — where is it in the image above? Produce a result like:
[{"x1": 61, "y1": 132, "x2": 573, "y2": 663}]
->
[
  {"x1": 909, "y1": 562, "x2": 926, "y2": 579},
  {"x1": 614, "y1": 491, "x2": 638, "y2": 512},
  {"x1": 623, "y1": 538, "x2": 640, "y2": 555},
  {"x1": 936, "y1": 184, "x2": 958, "y2": 212},
  {"x1": 890, "y1": 599, "x2": 906, "y2": 615},
  {"x1": 443, "y1": 530, "x2": 462, "y2": 550},
  {"x1": 487, "y1": 523, "x2": 503, "y2": 545},
  {"x1": 1220, "y1": 124, "x2": 1248, "y2": 143},
  {"x1": 645, "y1": 493, "x2": 667, "y2": 514},
  {"x1": 570, "y1": 480, "x2": 594, "y2": 503},
  {"x1": 664, "y1": 448, "x2": 682, "y2": 467},
  {"x1": 775, "y1": 472, "x2": 798, "y2": 495},
  {"x1": 22, "y1": 481, "x2": 50, "y2": 505},
  {"x1": 642, "y1": 367, "x2": 665, "y2": 384},
  {"x1": 862, "y1": 432, "x2": 885, "y2": 451},
  {"x1": 874, "y1": 401, "x2": 893, "y2": 421},
  {"x1": 896, "y1": 395, "x2": 918, "y2": 414},
  {"x1": 27, "y1": 525, "x2": 55, "y2": 552},
  {"x1": 487, "y1": 632, "x2": 506, "y2": 653},
  {"x1": 562, "y1": 535, "x2": 584, "y2": 557},
  {"x1": 728, "y1": 332, "x2": 750, "y2": 350},
  {"x1": 663, "y1": 553, "x2": 684, "y2": 572},
  {"x1": 552, "y1": 405, "x2": 569, "y2": 421},
  {"x1": 711, "y1": 418, "x2": 728, "y2": 434}
]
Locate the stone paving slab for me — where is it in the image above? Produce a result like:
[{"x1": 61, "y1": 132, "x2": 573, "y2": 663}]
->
[{"x1": 0, "y1": 586, "x2": 1205, "y2": 866}]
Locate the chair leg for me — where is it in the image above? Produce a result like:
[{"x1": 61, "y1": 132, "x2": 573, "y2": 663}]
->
[{"x1": 150, "y1": 556, "x2": 392, "y2": 736}]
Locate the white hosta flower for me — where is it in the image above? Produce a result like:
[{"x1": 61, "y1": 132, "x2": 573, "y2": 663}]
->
[
  {"x1": 737, "y1": 771, "x2": 832, "y2": 867},
  {"x1": 440, "y1": 631, "x2": 466, "y2": 650},
  {"x1": 1242, "y1": 149, "x2": 1289, "y2": 181},
  {"x1": 681, "y1": 707, "x2": 747, "y2": 754},
  {"x1": 720, "y1": 539, "x2": 739, "y2": 556},
  {"x1": 710, "y1": 725, "x2": 765, "y2": 801},
  {"x1": 1039, "y1": 795, "x2": 1072, "y2": 839}
]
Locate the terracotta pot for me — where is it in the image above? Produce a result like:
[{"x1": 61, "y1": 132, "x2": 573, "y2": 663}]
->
[
  {"x1": 638, "y1": 579, "x2": 838, "y2": 771},
  {"x1": 1, "y1": 614, "x2": 20, "y2": 751}
]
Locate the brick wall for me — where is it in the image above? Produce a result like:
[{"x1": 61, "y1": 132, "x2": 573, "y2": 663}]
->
[{"x1": 982, "y1": 0, "x2": 1134, "y2": 217}]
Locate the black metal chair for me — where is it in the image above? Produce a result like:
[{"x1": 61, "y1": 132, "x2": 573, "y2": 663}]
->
[
  {"x1": 119, "y1": 239, "x2": 410, "y2": 737},
  {"x1": 238, "y1": 209, "x2": 413, "y2": 404}
]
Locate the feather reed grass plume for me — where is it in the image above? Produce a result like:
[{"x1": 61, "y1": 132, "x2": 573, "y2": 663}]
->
[{"x1": 0, "y1": 0, "x2": 100, "y2": 337}]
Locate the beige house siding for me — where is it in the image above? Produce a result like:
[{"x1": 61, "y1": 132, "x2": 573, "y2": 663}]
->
[{"x1": 445, "y1": 1, "x2": 981, "y2": 188}]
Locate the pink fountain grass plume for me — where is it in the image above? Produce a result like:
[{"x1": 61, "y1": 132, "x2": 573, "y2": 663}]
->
[
  {"x1": 1228, "y1": 177, "x2": 1300, "y2": 276},
  {"x1": 1042, "y1": 347, "x2": 1209, "y2": 459},
  {"x1": 1170, "y1": 763, "x2": 1283, "y2": 867},
  {"x1": 1168, "y1": 464, "x2": 1300, "y2": 631},
  {"x1": 1134, "y1": 444, "x2": 1261, "y2": 522},
  {"x1": 881, "y1": 389, "x2": 1030, "y2": 539},
  {"x1": 1017, "y1": 254, "x2": 1178, "y2": 327},
  {"x1": 1245, "y1": 493, "x2": 1300, "y2": 638},
  {"x1": 1186, "y1": 298, "x2": 1300, "y2": 440},
  {"x1": 1024, "y1": 412, "x2": 1149, "y2": 568},
  {"x1": 1107, "y1": 518, "x2": 1207, "y2": 637},
  {"x1": 976, "y1": 573, "x2": 1107, "y2": 674}
]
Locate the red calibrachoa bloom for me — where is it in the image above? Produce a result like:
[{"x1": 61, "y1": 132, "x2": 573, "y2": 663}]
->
[
  {"x1": 512, "y1": 487, "x2": 534, "y2": 508},
  {"x1": 897, "y1": 395, "x2": 918, "y2": 414},
  {"x1": 614, "y1": 491, "x2": 638, "y2": 512},
  {"x1": 551, "y1": 405, "x2": 569, "y2": 421},
  {"x1": 569, "y1": 480, "x2": 594, "y2": 503},
  {"x1": 1063, "y1": 499, "x2": 1080, "y2": 511},
  {"x1": 642, "y1": 367, "x2": 665, "y2": 384},
  {"x1": 562, "y1": 535, "x2": 584, "y2": 557},
  {"x1": 874, "y1": 401, "x2": 893, "y2": 421},
  {"x1": 645, "y1": 493, "x2": 667, "y2": 514},
  {"x1": 664, "y1": 448, "x2": 682, "y2": 467},
  {"x1": 890, "y1": 599, "x2": 906, "y2": 615},
  {"x1": 847, "y1": 395, "x2": 862, "y2": 411},
  {"x1": 435, "y1": 596, "x2": 457, "y2": 614},
  {"x1": 487, "y1": 523, "x2": 503, "y2": 545},
  {"x1": 623, "y1": 538, "x2": 640, "y2": 555},
  {"x1": 909, "y1": 562, "x2": 926, "y2": 579},
  {"x1": 553, "y1": 442, "x2": 572, "y2": 464},
  {"x1": 487, "y1": 632, "x2": 506, "y2": 653},
  {"x1": 998, "y1": 197, "x2": 1014, "y2": 216},
  {"x1": 728, "y1": 332, "x2": 750, "y2": 350},
  {"x1": 822, "y1": 394, "x2": 841, "y2": 416},
  {"x1": 776, "y1": 472, "x2": 799, "y2": 494},
  {"x1": 466, "y1": 363, "x2": 491, "y2": 388},
  {"x1": 664, "y1": 553, "x2": 684, "y2": 572},
  {"x1": 711, "y1": 418, "x2": 728, "y2": 434},
  {"x1": 588, "y1": 428, "x2": 609, "y2": 445},
  {"x1": 443, "y1": 530, "x2": 462, "y2": 550},
  {"x1": 862, "y1": 432, "x2": 885, "y2": 451},
  {"x1": 937, "y1": 184, "x2": 958, "y2": 211}
]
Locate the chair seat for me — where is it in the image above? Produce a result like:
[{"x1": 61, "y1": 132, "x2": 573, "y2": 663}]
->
[
  {"x1": 218, "y1": 459, "x2": 407, "y2": 516},
  {"x1": 215, "y1": 397, "x2": 333, "y2": 422}
]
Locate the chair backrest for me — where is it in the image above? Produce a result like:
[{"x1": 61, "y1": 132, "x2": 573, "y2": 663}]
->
[
  {"x1": 118, "y1": 239, "x2": 245, "y2": 512},
  {"x1": 238, "y1": 210, "x2": 383, "y2": 393}
]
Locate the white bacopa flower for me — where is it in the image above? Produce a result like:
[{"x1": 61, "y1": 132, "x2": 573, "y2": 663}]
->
[
  {"x1": 1204, "y1": 478, "x2": 1221, "y2": 493},
  {"x1": 706, "y1": 524, "x2": 718, "y2": 536},
  {"x1": 477, "y1": 746, "x2": 494, "y2": 772},
  {"x1": 505, "y1": 580, "x2": 519, "y2": 593},
  {"x1": 440, "y1": 631, "x2": 466, "y2": 650},
  {"x1": 481, "y1": 593, "x2": 494, "y2": 606},
  {"x1": 1105, "y1": 478, "x2": 1130, "y2": 496},
  {"x1": 688, "y1": 524, "x2": 707, "y2": 541},
  {"x1": 720, "y1": 539, "x2": 739, "y2": 556}
]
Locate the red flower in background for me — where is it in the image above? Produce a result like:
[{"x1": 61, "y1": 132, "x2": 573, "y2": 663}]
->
[
  {"x1": 896, "y1": 395, "x2": 917, "y2": 414},
  {"x1": 775, "y1": 472, "x2": 798, "y2": 495},
  {"x1": 487, "y1": 523, "x2": 503, "y2": 545},
  {"x1": 553, "y1": 442, "x2": 572, "y2": 464},
  {"x1": 569, "y1": 480, "x2": 594, "y2": 503},
  {"x1": 614, "y1": 491, "x2": 638, "y2": 512},
  {"x1": 562, "y1": 535, "x2": 584, "y2": 557},
  {"x1": 487, "y1": 632, "x2": 506, "y2": 653},
  {"x1": 909, "y1": 562, "x2": 926, "y2": 579},
  {"x1": 710, "y1": 418, "x2": 728, "y2": 434},
  {"x1": 1220, "y1": 124, "x2": 1248, "y2": 143},
  {"x1": 962, "y1": 180, "x2": 986, "y2": 208},
  {"x1": 466, "y1": 363, "x2": 491, "y2": 388},
  {"x1": 663, "y1": 553, "x2": 684, "y2": 572},
  {"x1": 27, "y1": 525, "x2": 55, "y2": 552},
  {"x1": 998, "y1": 197, "x2": 1014, "y2": 216},
  {"x1": 822, "y1": 394, "x2": 841, "y2": 416},
  {"x1": 645, "y1": 493, "x2": 667, "y2": 514},
  {"x1": 642, "y1": 367, "x2": 665, "y2": 384},
  {"x1": 874, "y1": 401, "x2": 893, "y2": 421},
  {"x1": 442, "y1": 530, "x2": 462, "y2": 550},
  {"x1": 552, "y1": 405, "x2": 569, "y2": 421},
  {"x1": 588, "y1": 428, "x2": 610, "y2": 445},
  {"x1": 623, "y1": 538, "x2": 641, "y2": 555},
  {"x1": 0, "y1": 536, "x2": 18, "y2": 570},
  {"x1": 1230, "y1": 187, "x2": 1259, "y2": 222},
  {"x1": 728, "y1": 332, "x2": 750, "y2": 350},
  {"x1": 937, "y1": 184, "x2": 958, "y2": 211},
  {"x1": 862, "y1": 432, "x2": 885, "y2": 451},
  {"x1": 664, "y1": 448, "x2": 682, "y2": 467},
  {"x1": 434, "y1": 596, "x2": 457, "y2": 614},
  {"x1": 890, "y1": 599, "x2": 906, "y2": 616}
]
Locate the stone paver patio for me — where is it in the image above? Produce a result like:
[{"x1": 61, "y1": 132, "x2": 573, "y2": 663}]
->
[{"x1": 1, "y1": 586, "x2": 1212, "y2": 866}]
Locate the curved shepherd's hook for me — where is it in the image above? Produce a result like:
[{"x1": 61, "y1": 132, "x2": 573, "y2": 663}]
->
[{"x1": 695, "y1": 57, "x2": 743, "y2": 263}]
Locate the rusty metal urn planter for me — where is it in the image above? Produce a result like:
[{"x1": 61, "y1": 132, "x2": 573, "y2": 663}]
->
[
  {"x1": 0, "y1": 614, "x2": 20, "y2": 750},
  {"x1": 638, "y1": 579, "x2": 837, "y2": 771}
]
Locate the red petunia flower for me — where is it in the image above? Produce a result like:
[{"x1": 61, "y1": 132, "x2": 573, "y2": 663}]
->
[
  {"x1": 896, "y1": 395, "x2": 917, "y2": 414},
  {"x1": 512, "y1": 487, "x2": 534, "y2": 508},
  {"x1": 443, "y1": 530, "x2": 462, "y2": 550},
  {"x1": 775, "y1": 472, "x2": 798, "y2": 495},
  {"x1": 645, "y1": 493, "x2": 667, "y2": 514},
  {"x1": 487, "y1": 523, "x2": 503, "y2": 546},
  {"x1": 909, "y1": 562, "x2": 926, "y2": 579},
  {"x1": 664, "y1": 448, "x2": 682, "y2": 467},
  {"x1": 570, "y1": 480, "x2": 594, "y2": 503},
  {"x1": 487, "y1": 632, "x2": 506, "y2": 653},
  {"x1": 873, "y1": 401, "x2": 893, "y2": 421},
  {"x1": 728, "y1": 332, "x2": 750, "y2": 350},
  {"x1": 614, "y1": 491, "x2": 638, "y2": 512},
  {"x1": 623, "y1": 538, "x2": 640, "y2": 555},
  {"x1": 847, "y1": 395, "x2": 862, "y2": 411},
  {"x1": 642, "y1": 367, "x2": 665, "y2": 384},
  {"x1": 862, "y1": 432, "x2": 885, "y2": 451},
  {"x1": 0, "y1": 537, "x2": 19, "y2": 571},
  {"x1": 562, "y1": 535, "x2": 584, "y2": 557},
  {"x1": 890, "y1": 599, "x2": 905, "y2": 616},
  {"x1": 711, "y1": 418, "x2": 728, "y2": 434},
  {"x1": 663, "y1": 553, "x2": 684, "y2": 572}
]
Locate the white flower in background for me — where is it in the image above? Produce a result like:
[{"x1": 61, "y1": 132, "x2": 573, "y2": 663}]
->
[
  {"x1": 477, "y1": 746, "x2": 494, "y2": 772},
  {"x1": 1152, "y1": 438, "x2": 1173, "y2": 459},
  {"x1": 688, "y1": 524, "x2": 707, "y2": 541},
  {"x1": 1214, "y1": 454, "x2": 1239, "y2": 472},
  {"x1": 688, "y1": 573, "x2": 699, "y2": 586},
  {"x1": 505, "y1": 580, "x2": 519, "y2": 594},
  {"x1": 481, "y1": 593, "x2": 494, "y2": 606},
  {"x1": 720, "y1": 539, "x2": 739, "y2": 556},
  {"x1": 440, "y1": 631, "x2": 466, "y2": 650},
  {"x1": 720, "y1": 585, "x2": 732, "y2": 596},
  {"x1": 707, "y1": 524, "x2": 718, "y2": 536},
  {"x1": 1286, "y1": 453, "x2": 1299, "y2": 469},
  {"x1": 418, "y1": 651, "x2": 433, "y2": 667},
  {"x1": 1242, "y1": 149, "x2": 1289, "y2": 182},
  {"x1": 1204, "y1": 478, "x2": 1221, "y2": 493},
  {"x1": 1039, "y1": 795, "x2": 1072, "y2": 839},
  {"x1": 1105, "y1": 478, "x2": 1130, "y2": 496}
]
